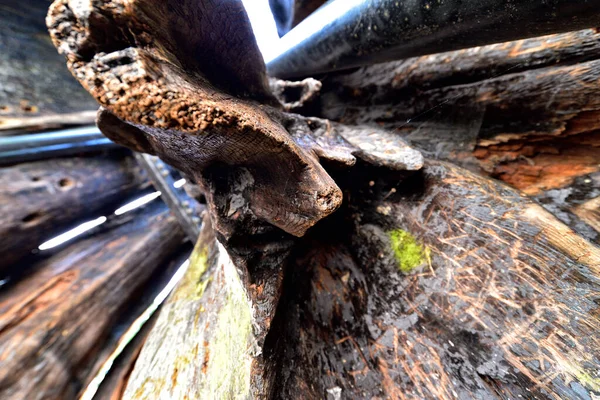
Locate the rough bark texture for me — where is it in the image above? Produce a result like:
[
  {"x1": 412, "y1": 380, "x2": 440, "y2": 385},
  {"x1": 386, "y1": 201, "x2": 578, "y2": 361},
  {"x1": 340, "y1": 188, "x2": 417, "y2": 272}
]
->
[
  {"x1": 0, "y1": 205, "x2": 185, "y2": 400},
  {"x1": 0, "y1": 155, "x2": 148, "y2": 271},
  {"x1": 0, "y1": 0, "x2": 97, "y2": 132}
]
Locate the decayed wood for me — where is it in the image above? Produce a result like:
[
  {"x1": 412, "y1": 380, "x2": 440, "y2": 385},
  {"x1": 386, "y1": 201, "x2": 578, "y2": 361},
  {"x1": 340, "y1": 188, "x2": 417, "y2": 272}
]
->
[
  {"x1": 47, "y1": 0, "x2": 423, "y2": 242},
  {"x1": 45, "y1": 1, "x2": 600, "y2": 399},
  {"x1": 574, "y1": 196, "x2": 600, "y2": 234},
  {"x1": 317, "y1": 29, "x2": 600, "y2": 196},
  {"x1": 264, "y1": 160, "x2": 600, "y2": 399},
  {"x1": 0, "y1": 155, "x2": 147, "y2": 271},
  {"x1": 0, "y1": 205, "x2": 185, "y2": 400},
  {"x1": 82, "y1": 250, "x2": 191, "y2": 400},
  {"x1": 0, "y1": 0, "x2": 97, "y2": 131}
]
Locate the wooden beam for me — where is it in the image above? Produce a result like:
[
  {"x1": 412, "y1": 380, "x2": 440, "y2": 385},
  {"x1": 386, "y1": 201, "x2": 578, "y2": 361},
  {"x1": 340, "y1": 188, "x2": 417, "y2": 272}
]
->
[{"x1": 0, "y1": 0, "x2": 98, "y2": 132}]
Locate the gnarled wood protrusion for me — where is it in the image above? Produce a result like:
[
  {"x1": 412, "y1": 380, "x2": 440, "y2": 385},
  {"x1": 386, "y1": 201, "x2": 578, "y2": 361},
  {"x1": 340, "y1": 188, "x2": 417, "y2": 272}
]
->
[{"x1": 46, "y1": 0, "x2": 422, "y2": 241}]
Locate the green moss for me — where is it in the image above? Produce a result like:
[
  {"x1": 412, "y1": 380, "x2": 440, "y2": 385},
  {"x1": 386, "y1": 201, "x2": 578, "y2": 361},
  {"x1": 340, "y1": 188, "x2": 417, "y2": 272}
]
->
[{"x1": 388, "y1": 229, "x2": 428, "y2": 273}]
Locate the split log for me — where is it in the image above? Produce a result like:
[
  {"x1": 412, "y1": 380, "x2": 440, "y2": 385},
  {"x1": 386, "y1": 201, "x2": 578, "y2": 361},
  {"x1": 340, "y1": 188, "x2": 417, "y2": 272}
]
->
[
  {"x1": 0, "y1": 155, "x2": 148, "y2": 271},
  {"x1": 0, "y1": 0, "x2": 97, "y2": 132},
  {"x1": 317, "y1": 29, "x2": 600, "y2": 197},
  {"x1": 0, "y1": 204, "x2": 185, "y2": 400}
]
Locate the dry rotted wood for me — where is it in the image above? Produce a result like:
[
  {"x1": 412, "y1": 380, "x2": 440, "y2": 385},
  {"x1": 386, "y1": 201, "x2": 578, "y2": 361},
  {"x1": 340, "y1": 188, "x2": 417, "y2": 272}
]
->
[
  {"x1": 45, "y1": 1, "x2": 600, "y2": 399},
  {"x1": 0, "y1": 155, "x2": 147, "y2": 271},
  {"x1": 47, "y1": 0, "x2": 422, "y2": 243},
  {"x1": 0, "y1": 0, "x2": 97, "y2": 132},
  {"x1": 317, "y1": 29, "x2": 600, "y2": 197},
  {"x1": 0, "y1": 205, "x2": 185, "y2": 400}
]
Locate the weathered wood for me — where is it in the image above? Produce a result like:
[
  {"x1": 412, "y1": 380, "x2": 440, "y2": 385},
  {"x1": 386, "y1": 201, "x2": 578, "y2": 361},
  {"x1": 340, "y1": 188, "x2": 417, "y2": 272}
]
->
[
  {"x1": 317, "y1": 29, "x2": 600, "y2": 196},
  {"x1": 0, "y1": 205, "x2": 185, "y2": 400},
  {"x1": 0, "y1": 0, "x2": 97, "y2": 131},
  {"x1": 264, "y1": 160, "x2": 600, "y2": 399},
  {"x1": 92, "y1": 314, "x2": 156, "y2": 400},
  {"x1": 82, "y1": 250, "x2": 191, "y2": 400},
  {"x1": 574, "y1": 196, "x2": 600, "y2": 234},
  {"x1": 0, "y1": 155, "x2": 148, "y2": 271},
  {"x1": 47, "y1": 0, "x2": 423, "y2": 242},
  {"x1": 44, "y1": 1, "x2": 600, "y2": 399},
  {"x1": 123, "y1": 216, "x2": 261, "y2": 399}
]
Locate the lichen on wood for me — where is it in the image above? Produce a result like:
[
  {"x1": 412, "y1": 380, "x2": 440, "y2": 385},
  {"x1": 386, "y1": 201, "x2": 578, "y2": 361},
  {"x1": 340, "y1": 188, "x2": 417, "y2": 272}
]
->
[{"x1": 123, "y1": 217, "x2": 257, "y2": 400}]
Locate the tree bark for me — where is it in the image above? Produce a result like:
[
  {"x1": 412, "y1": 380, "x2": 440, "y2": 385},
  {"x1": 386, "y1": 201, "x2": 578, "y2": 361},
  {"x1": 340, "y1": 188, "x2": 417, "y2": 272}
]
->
[
  {"x1": 0, "y1": 204, "x2": 185, "y2": 400},
  {"x1": 0, "y1": 155, "x2": 148, "y2": 271}
]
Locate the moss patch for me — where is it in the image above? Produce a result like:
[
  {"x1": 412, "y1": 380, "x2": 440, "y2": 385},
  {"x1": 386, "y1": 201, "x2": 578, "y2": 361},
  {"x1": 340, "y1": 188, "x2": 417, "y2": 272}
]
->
[{"x1": 388, "y1": 229, "x2": 428, "y2": 273}]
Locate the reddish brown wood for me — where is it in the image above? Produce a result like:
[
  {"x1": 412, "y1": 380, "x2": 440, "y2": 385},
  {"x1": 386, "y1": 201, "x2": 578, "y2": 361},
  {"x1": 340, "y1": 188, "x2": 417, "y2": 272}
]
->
[{"x1": 0, "y1": 206, "x2": 185, "y2": 399}]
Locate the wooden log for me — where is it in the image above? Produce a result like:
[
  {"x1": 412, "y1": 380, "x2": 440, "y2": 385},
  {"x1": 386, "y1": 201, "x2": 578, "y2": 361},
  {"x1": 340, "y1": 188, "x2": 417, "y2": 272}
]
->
[
  {"x1": 44, "y1": 2, "x2": 600, "y2": 399},
  {"x1": 0, "y1": 155, "x2": 148, "y2": 271},
  {"x1": 81, "y1": 250, "x2": 191, "y2": 400},
  {"x1": 47, "y1": 0, "x2": 423, "y2": 242},
  {"x1": 263, "y1": 160, "x2": 600, "y2": 399},
  {"x1": 317, "y1": 29, "x2": 600, "y2": 197},
  {"x1": 123, "y1": 216, "x2": 262, "y2": 399},
  {"x1": 0, "y1": 0, "x2": 98, "y2": 132},
  {"x1": 0, "y1": 204, "x2": 185, "y2": 400},
  {"x1": 92, "y1": 315, "x2": 155, "y2": 400}
]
